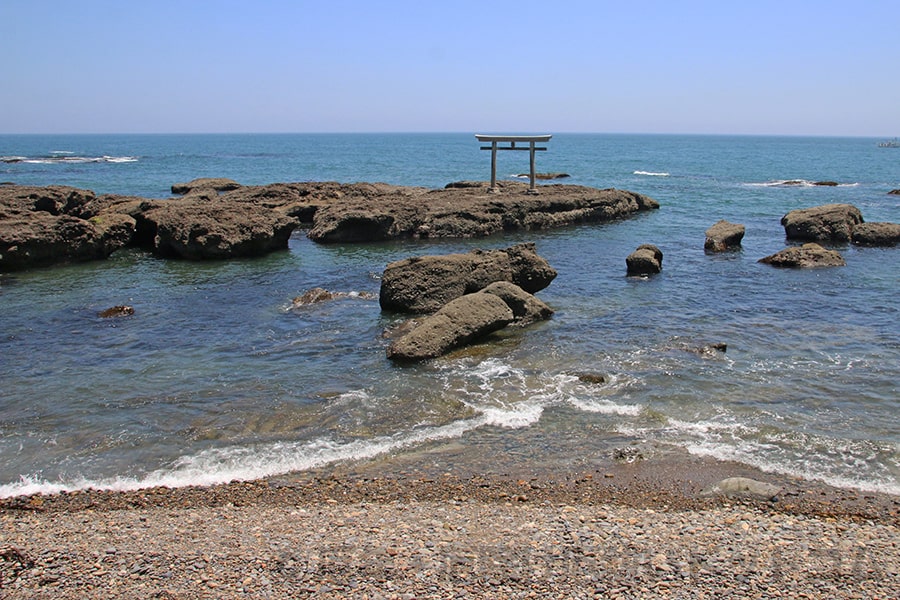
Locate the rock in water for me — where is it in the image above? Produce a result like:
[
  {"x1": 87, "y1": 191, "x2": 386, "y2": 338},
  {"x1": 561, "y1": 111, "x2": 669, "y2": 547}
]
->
[
  {"x1": 759, "y1": 243, "x2": 846, "y2": 268},
  {"x1": 780, "y1": 203, "x2": 863, "y2": 243},
  {"x1": 851, "y1": 222, "x2": 900, "y2": 247},
  {"x1": 386, "y1": 292, "x2": 514, "y2": 361},
  {"x1": 626, "y1": 244, "x2": 663, "y2": 276},
  {"x1": 380, "y1": 243, "x2": 556, "y2": 314},
  {"x1": 98, "y1": 305, "x2": 134, "y2": 318},
  {"x1": 704, "y1": 220, "x2": 745, "y2": 252}
]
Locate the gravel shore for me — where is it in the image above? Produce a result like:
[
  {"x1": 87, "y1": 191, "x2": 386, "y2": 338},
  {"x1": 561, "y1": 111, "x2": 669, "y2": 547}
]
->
[{"x1": 2, "y1": 455, "x2": 898, "y2": 599}]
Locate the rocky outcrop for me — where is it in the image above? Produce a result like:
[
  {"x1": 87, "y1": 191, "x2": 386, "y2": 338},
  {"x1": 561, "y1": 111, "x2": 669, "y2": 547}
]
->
[
  {"x1": 386, "y1": 292, "x2": 514, "y2": 361},
  {"x1": 0, "y1": 186, "x2": 136, "y2": 270},
  {"x1": 141, "y1": 202, "x2": 297, "y2": 260},
  {"x1": 171, "y1": 178, "x2": 242, "y2": 196},
  {"x1": 2, "y1": 181, "x2": 657, "y2": 270},
  {"x1": 626, "y1": 244, "x2": 663, "y2": 276},
  {"x1": 308, "y1": 182, "x2": 659, "y2": 243},
  {"x1": 759, "y1": 243, "x2": 845, "y2": 268},
  {"x1": 887, "y1": 189, "x2": 900, "y2": 195},
  {"x1": 851, "y1": 222, "x2": 900, "y2": 247},
  {"x1": 781, "y1": 204, "x2": 863, "y2": 243},
  {"x1": 704, "y1": 220, "x2": 745, "y2": 252},
  {"x1": 379, "y1": 243, "x2": 557, "y2": 314}
]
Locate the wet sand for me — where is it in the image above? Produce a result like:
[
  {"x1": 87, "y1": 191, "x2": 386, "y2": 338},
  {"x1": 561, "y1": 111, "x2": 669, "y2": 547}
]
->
[{"x1": 2, "y1": 448, "x2": 898, "y2": 598}]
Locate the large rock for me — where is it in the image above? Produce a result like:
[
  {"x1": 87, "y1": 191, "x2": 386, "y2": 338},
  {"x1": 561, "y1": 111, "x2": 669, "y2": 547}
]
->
[
  {"x1": 780, "y1": 204, "x2": 863, "y2": 243},
  {"x1": 0, "y1": 185, "x2": 135, "y2": 270},
  {"x1": 626, "y1": 244, "x2": 663, "y2": 276},
  {"x1": 141, "y1": 202, "x2": 298, "y2": 260},
  {"x1": 851, "y1": 222, "x2": 900, "y2": 247},
  {"x1": 480, "y1": 281, "x2": 554, "y2": 325},
  {"x1": 386, "y1": 292, "x2": 514, "y2": 361},
  {"x1": 380, "y1": 243, "x2": 557, "y2": 314},
  {"x1": 759, "y1": 243, "x2": 845, "y2": 268},
  {"x1": 309, "y1": 182, "x2": 659, "y2": 243},
  {"x1": 704, "y1": 220, "x2": 745, "y2": 252}
]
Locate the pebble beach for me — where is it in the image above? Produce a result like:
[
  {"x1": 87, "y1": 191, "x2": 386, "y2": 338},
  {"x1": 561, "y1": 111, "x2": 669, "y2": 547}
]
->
[{"x1": 2, "y1": 452, "x2": 898, "y2": 599}]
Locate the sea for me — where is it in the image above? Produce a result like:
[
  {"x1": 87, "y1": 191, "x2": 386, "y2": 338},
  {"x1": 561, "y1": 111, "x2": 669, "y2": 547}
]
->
[{"x1": 1, "y1": 133, "x2": 897, "y2": 498}]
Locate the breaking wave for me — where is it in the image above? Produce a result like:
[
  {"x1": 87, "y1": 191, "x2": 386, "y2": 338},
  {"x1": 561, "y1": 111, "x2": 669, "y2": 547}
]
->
[
  {"x1": 745, "y1": 179, "x2": 859, "y2": 188},
  {"x1": 633, "y1": 170, "x2": 669, "y2": 177},
  {"x1": 1, "y1": 154, "x2": 138, "y2": 164}
]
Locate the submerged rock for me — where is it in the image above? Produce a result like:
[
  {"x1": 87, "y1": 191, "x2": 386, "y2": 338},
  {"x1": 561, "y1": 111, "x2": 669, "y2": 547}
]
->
[
  {"x1": 701, "y1": 477, "x2": 781, "y2": 501},
  {"x1": 626, "y1": 244, "x2": 663, "y2": 276},
  {"x1": 98, "y1": 305, "x2": 135, "y2": 318},
  {"x1": 704, "y1": 220, "x2": 745, "y2": 252},
  {"x1": 759, "y1": 243, "x2": 846, "y2": 268},
  {"x1": 380, "y1": 243, "x2": 557, "y2": 314},
  {"x1": 291, "y1": 287, "x2": 375, "y2": 308}
]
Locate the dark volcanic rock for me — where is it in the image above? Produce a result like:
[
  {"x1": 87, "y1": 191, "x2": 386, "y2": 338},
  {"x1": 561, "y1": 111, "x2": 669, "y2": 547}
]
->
[
  {"x1": 759, "y1": 243, "x2": 846, "y2": 268},
  {"x1": 379, "y1": 243, "x2": 557, "y2": 314},
  {"x1": 888, "y1": 189, "x2": 900, "y2": 195},
  {"x1": 781, "y1": 204, "x2": 863, "y2": 243},
  {"x1": 626, "y1": 244, "x2": 663, "y2": 276},
  {"x1": 386, "y1": 292, "x2": 514, "y2": 361},
  {"x1": 851, "y1": 222, "x2": 900, "y2": 247},
  {"x1": 309, "y1": 182, "x2": 659, "y2": 243},
  {"x1": 704, "y1": 220, "x2": 745, "y2": 252}
]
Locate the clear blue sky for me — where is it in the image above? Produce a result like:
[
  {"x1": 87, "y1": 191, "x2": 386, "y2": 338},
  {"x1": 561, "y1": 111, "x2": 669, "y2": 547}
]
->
[{"x1": 2, "y1": 0, "x2": 898, "y2": 136}]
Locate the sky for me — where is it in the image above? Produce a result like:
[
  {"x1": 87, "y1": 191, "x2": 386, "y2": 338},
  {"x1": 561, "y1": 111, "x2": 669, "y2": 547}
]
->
[{"x1": 2, "y1": 1, "x2": 899, "y2": 136}]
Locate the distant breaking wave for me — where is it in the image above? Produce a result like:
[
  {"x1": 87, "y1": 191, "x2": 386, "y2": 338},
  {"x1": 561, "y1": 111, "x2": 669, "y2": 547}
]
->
[
  {"x1": 746, "y1": 179, "x2": 859, "y2": 188},
  {"x1": 633, "y1": 170, "x2": 669, "y2": 177},
  {"x1": 1, "y1": 154, "x2": 138, "y2": 164}
]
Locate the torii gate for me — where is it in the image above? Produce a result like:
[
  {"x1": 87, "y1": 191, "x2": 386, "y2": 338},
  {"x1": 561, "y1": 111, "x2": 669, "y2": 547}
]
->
[{"x1": 475, "y1": 134, "x2": 552, "y2": 193}]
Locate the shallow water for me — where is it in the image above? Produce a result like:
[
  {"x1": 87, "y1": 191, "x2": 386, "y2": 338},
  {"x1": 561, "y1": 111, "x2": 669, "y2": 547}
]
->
[{"x1": 1, "y1": 133, "x2": 898, "y2": 496}]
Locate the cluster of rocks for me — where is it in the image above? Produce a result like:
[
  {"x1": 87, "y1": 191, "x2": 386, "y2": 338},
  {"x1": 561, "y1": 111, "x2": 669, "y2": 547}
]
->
[
  {"x1": 380, "y1": 243, "x2": 556, "y2": 361},
  {"x1": 694, "y1": 203, "x2": 897, "y2": 271},
  {"x1": 0, "y1": 180, "x2": 659, "y2": 271}
]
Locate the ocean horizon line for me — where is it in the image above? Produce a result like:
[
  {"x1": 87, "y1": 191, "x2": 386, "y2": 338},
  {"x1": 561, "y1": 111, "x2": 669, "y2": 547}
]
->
[{"x1": 1, "y1": 130, "x2": 892, "y2": 140}]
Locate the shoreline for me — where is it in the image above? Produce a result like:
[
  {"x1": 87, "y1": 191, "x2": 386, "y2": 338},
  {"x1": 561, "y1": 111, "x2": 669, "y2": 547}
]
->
[{"x1": 3, "y1": 453, "x2": 898, "y2": 598}]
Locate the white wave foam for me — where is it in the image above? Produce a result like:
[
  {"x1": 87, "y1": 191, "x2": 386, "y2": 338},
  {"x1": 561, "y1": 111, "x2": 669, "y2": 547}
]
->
[
  {"x1": 633, "y1": 170, "x2": 669, "y2": 177},
  {"x1": 745, "y1": 179, "x2": 859, "y2": 188},
  {"x1": 623, "y1": 414, "x2": 900, "y2": 496},
  {"x1": 0, "y1": 418, "x2": 482, "y2": 499},
  {"x1": 10, "y1": 155, "x2": 138, "y2": 165},
  {"x1": 684, "y1": 438, "x2": 900, "y2": 496}
]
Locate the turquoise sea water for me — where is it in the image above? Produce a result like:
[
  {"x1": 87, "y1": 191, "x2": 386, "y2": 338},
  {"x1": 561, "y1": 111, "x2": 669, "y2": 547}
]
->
[{"x1": 1, "y1": 133, "x2": 898, "y2": 497}]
